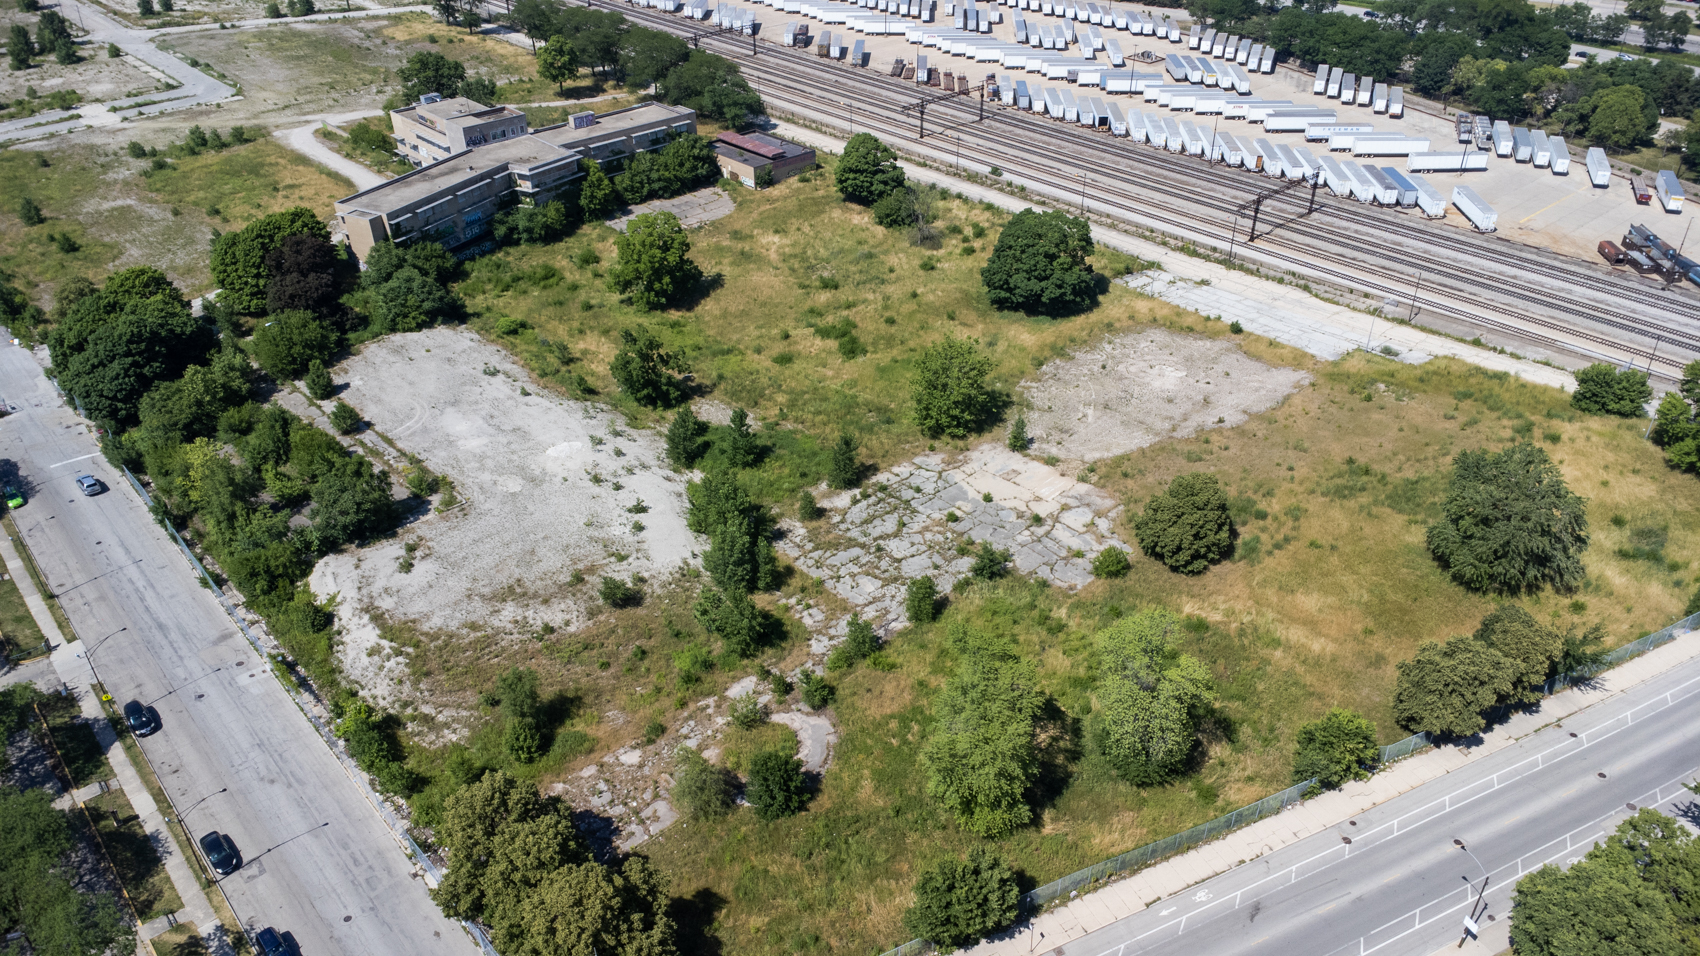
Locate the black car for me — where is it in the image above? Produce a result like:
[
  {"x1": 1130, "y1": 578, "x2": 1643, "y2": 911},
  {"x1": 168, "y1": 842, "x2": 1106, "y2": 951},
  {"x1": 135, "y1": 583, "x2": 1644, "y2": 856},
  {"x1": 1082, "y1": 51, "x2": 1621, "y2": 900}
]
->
[
  {"x1": 255, "y1": 928, "x2": 289, "y2": 956},
  {"x1": 199, "y1": 831, "x2": 242, "y2": 876},
  {"x1": 123, "y1": 700, "x2": 160, "y2": 737}
]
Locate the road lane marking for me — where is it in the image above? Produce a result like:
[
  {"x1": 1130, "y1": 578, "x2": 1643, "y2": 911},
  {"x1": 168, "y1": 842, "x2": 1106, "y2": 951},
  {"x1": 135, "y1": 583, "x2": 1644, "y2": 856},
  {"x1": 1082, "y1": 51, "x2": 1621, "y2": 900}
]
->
[{"x1": 50, "y1": 453, "x2": 98, "y2": 468}]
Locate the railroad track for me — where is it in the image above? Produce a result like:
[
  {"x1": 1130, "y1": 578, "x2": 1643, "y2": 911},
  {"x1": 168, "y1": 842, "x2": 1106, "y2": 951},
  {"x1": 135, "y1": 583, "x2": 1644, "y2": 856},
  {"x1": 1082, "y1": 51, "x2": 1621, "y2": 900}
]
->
[{"x1": 580, "y1": 0, "x2": 1700, "y2": 374}]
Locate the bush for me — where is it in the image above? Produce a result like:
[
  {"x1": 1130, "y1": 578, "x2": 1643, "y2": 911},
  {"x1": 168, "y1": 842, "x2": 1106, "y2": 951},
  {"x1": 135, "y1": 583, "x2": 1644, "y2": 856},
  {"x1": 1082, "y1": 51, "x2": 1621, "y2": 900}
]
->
[
  {"x1": 826, "y1": 615, "x2": 878, "y2": 671},
  {"x1": 797, "y1": 489, "x2": 821, "y2": 521},
  {"x1": 1007, "y1": 411, "x2": 1028, "y2": 451},
  {"x1": 1426, "y1": 444, "x2": 1588, "y2": 595},
  {"x1": 834, "y1": 132, "x2": 905, "y2": 205},
  {"x1": 1392, "y1": 636, "x2": 1514, "y2": 737},
  {"x1": 872, "y1": 187, "x2": 911, "y2": 228},
  {"x1": 905, "y1": 576, "x2": 938, "y2": 625},
  {"x1": 1133, "y1": 472, "x2": 1233, "y2": 575},
  {"x1": 504, "y1": 715, "x2": 542, "y2": 762},
  {"x1": 17, "y1": 197, "x2": 43, "y2": 226},
  {"x1": 902, "y1": 847, "x2": 1021, "y2": 950},
  {"x1": 328, "y1": 400, "x2": 361, "y2": 434},
  {"x1": 911, "y1": 335, "x2": 995, "y2": 439},
  {"x1": 799, "y1": 670, "x2": 833, "y2": 709},
  {"x1": 1291, "y1": 707, "x2": 1378, "y2": 788},
  {"x1": 980, "y1": 208, "x2": 1098, "y2": 316},
  {"x1": 492, "y1": 201, "x2": 570, "y2": 246},
  {"x1": 729, "y1": 691, "x2": 767, "y2": 730},
  {"x1": 252, "y1": 310, "x2": 337, "y2": 381},
  {"x1": 1094, "y1": 610, "x2": 1214, "y2": 786},
  {"x1": 665, "y1": 405, "x2": 708, "y2": 468},
  {"x1": 304, "y1": 360, "x2": 334, "y2": 401},
  {"x1": 1570, "y1": 363, "x2": 1652, "y2": 417},
  {"x1": 672, "y1": 747, "x2": 735, "y2": 819},
  {"x1": 1091, "y1": 546, "x2": 1131, "y2": 579},
  {"x1": 968, "y1": 542, "x2": 1011, "y2": 581},
  {"x1": 599, "y1": 574, "x2": 643, "y2": 608},
  {"x1": 745, "y1": 747, "x2": 807, "y2": 820}
]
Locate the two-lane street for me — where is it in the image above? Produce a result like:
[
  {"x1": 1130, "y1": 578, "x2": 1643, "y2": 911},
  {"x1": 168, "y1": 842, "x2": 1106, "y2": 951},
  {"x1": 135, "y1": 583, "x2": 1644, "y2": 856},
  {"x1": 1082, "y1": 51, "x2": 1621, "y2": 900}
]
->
[
  {"x1": 1051, "y1": 647, "x2": 1700, "y2": 956},
  {"x1": 0, "y1": 341, "x2": 468, "y2": 956}
]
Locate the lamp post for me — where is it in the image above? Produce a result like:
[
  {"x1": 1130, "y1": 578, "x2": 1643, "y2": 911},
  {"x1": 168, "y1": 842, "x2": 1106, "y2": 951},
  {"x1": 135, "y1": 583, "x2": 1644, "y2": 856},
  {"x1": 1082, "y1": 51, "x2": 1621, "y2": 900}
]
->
[
  {"x1": 1455, "y1": 841, "x2": 1491, "y2": 947},
  {"x1": 175, "y1": 787, "x2": 228, "y2": 836}
]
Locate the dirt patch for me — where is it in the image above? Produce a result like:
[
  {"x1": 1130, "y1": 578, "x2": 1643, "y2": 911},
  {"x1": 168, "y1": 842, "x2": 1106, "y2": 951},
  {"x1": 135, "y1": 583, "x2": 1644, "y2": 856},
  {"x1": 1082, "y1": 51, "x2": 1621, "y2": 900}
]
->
[
  {"x1": 1020, "y1": 327, "x2": 1310, "y2": 465},
  {"x1": 306, "y1": 327, "x2": 697, "y2": 709},
  {"x1": 0, "y1": 47, "x2": 168, "y2": 105}
]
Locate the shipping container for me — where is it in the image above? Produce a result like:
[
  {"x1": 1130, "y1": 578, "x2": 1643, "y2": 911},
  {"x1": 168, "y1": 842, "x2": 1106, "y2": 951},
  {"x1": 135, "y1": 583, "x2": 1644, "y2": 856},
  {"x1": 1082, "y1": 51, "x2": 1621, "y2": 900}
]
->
[
  {"x1": 1382, "y1": 166, "x2": 1419, "y2": 206},
  {"x1": 1259, "y1": 47, "x2": 1275, "y2": 73},
  {"x1": 1388, "y1": 87, "x2": 1403, "y2": 118},
  {"x1": 1106, "y1": 100, "x2": 1127, "y2": 135},
  {"x1": 1200, "y1": 59, "x2": 1219, "y2": 87},
  {"x1": 1528, "y1": 129, "x2": 1551, "y2": 167},
  {"x1": 1492, "y1": 120, "x2": 1512, "y2": 157},
  {"x1": 1455, "y1": 112, "x2": 1473, "y2": 143},
  {"x1": 1088, "y1": 25, "x2": 1104, "y2": 50},
  {"x1": 1087, "y1": 2, "x2": 1102, "y2": 23},
  {"x1": 1407, "y1": 173, "x2": 1447, "y2": 217},
  {"x1": 1372, "y1": 82, "x2": 1389, "y2": 113},
  {"x1": 1250, "y1": 137, "x2": 1278, "y2": 173},
  {"x1": 1181, "y1": 121, "x2": 1207, "y2": 155},
  {"x1": 1313, "y1": 64, "x2": 1329, "y2": 95},
  {"x1": 1598, "y1": 240, "x2": 1626, "y2": 265},
  {"x1": 1550, "y1": 136, "x2": 1570, "y2": 174},
  {"x1": 1452, "y1": 185, "x2": 1496, "y2": 232},
  {"x1": 1263, "y1": 110, "x2": 1338, "y2": 133},
  {"x1": 1144, "y1": 111, "x2": 1167, "y2": 147},
  {"x1": 1657, "y1": 170, "x2": 1685, "y2": 213},
  {"x1": 1014, "y1": 17, "x2": 1027, "y2": 41},
  {"x1": 817, "y1": 30, "x2": 832, "y2": 55},
  {"x1": 1043, "y1": 86, "x2": 1065, "y2": 117},
  {"x1": 1587, "y1": 146, "x2": 1610, "y2": 187},
  {"x1": 1105, "y1": 38, "x2": 1125, "y2": 66},
  {"x1": 1404, "y1": 151, "x2": 1489, "y2": 172},
  {"x1": 1194, "y1": 25, "x2": 1207, "y2": 49},
  {"x1": 1362, "y1": 165, "x2": 1400, "y2": 204},
  {"x1": 1326, "y1": 66, "x2": 1343, "y2": 98},
  {"x1": 1112, "y1": 9, "x2": 1127, "y2": 30},
  {"x1": 1339, "y1": 73, "x2": 1356, "y2": 104},
  {"x1": 1356, "y1": 76, "x2": 1373, "y2": 106},
  {"x1": 1342, "y1": 161, "x2": 1376, "y2": 202},
  {"x1": 1059, "y1": 87, "x2": 1080, "y2": 122},
  {"x1": 1511, "y1": 126, "x2": 1532, "y2": 163},
  {"x1": 1165, "y1": 52, "x2": 1187, "y2": 81},
  {"x1": 1013, "y1": 78, "x2": 1031, "y2": 109}
]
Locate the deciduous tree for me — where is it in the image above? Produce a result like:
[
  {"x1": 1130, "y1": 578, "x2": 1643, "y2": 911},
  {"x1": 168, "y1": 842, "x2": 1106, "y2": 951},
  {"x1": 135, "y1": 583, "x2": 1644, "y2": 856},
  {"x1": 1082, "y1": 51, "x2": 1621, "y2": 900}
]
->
[
  {"x1": 609, "y1": 325, "x2": 685, "y2": 408},
  {"x1": 911, "y1": 335, "x2": 996, "y2": 439},
  {"x1": 980, "y1": 208, "x2": 1098, "y2": 316},
  {"x1": 397, "y1": 50, "x2": 465, "y2": 101},
  {"x1": 656, "y1": 50, "x2": 763, "y2": 127},
  {"x1": 834, "y1": 132, "x2": 906, "y2": 205},
  {"x1": 922, "y1": 623, "x2": 1043, "y2": 837},
  {"x1": 606, "y1": 211, "x2": 702, "y2": 312},
  {"x1": 1133, "y1": 472, "x2": 1233, "y2": 574},
  {"x1": 1572, "y1": 363, "x2": 1653, "y2": 417},
  {"x1": 1094, "y1": 609, "x2": 1214, "y2": 786},
  {"x1": 1391, "y1": 636, "x2": 1514, "y2": 736},
  {"x1": 1474, "y1": 604, "x2": 1562, "y2": 705},
  {"x1": 745, "y1": 747, "x2": 807, "y2": 820},
  {"x1": 1291, "y1": 707, "x2": 1378, "y2": 789},
  {"x1": 252, "y1": 310, "x2": 337, "y2": 381},
  {"x1": 210, "y1": 206, "x2": 328, "y2": 314},
  {"x1": 902, "y1": 847, "x2": 1021, "y2": 949}
]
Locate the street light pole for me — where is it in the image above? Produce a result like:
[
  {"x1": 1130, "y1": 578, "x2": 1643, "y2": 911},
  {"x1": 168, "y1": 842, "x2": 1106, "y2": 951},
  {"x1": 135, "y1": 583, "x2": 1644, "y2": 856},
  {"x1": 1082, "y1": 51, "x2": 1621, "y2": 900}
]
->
[{"x1": 1456, "y1": 842, "x2": 1491, "y2": 948}]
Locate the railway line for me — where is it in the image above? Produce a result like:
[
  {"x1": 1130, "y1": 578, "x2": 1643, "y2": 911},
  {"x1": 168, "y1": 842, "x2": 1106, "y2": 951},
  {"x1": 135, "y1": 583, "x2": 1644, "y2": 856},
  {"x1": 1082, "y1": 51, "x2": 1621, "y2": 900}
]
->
[{"x1": 584, "y1": 0, "x2": 1700, "y2": 377}]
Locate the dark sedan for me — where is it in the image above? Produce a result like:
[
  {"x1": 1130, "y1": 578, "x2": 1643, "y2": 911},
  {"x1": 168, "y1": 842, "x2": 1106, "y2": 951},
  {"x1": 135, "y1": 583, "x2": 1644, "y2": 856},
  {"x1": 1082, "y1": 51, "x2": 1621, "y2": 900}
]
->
[
  {"x1": 199, "y1": 831, "x2": 242, "y2": 876},
  {"x1": 122, "y1": 700, "x2": 161, "y2": 737}
]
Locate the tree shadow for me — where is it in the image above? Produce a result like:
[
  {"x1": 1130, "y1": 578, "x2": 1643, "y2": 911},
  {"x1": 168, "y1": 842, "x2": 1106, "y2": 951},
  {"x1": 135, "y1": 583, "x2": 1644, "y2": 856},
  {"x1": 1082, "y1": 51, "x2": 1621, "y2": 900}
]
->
[
  {"x1": 569, "y1": 808, "x2": 624, "y2": 864},
  {"x1": 671, "y1": 272, "x2": 727, "y2": 313},
  {"x1": 1027, "y1": 696, "x2": 1082, "y2": 815},
  {"x1": 668, "y1": 887, "x2": 728, "y2": 956},
  {"x1": 0, "y1": 458, "x2": 35, "y2": 500}
]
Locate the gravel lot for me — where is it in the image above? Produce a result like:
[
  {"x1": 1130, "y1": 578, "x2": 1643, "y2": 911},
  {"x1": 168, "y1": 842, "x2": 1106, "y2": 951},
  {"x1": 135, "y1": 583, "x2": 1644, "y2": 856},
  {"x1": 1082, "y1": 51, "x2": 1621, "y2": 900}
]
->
[
  {"x1": 306, "y1": 328, "x2": 697, "y2": 708},
  {"x1": 1020, "y1": 327, "x2": 1310, "y2": 466}
]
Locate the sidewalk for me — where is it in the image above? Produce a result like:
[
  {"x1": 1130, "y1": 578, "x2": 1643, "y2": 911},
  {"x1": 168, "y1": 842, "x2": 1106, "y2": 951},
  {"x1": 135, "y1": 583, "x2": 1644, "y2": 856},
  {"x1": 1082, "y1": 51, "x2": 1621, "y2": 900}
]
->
[
  {"x1": 766, "y1": 120, "x2": 1582, "y2": 390},
  {"x1": 960, "y1": 626, "x2": 1700, "y2": 956},
  {"x1": 0, "y1": 533, "x2": 230, "y2": 956}
]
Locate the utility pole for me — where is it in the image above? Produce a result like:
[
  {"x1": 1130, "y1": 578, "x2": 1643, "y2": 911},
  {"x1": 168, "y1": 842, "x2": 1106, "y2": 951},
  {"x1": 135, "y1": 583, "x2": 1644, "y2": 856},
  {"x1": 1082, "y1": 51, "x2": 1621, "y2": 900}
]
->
[{"x1": 1406, "y1": 270, "x2": 1423, "y2": 322}]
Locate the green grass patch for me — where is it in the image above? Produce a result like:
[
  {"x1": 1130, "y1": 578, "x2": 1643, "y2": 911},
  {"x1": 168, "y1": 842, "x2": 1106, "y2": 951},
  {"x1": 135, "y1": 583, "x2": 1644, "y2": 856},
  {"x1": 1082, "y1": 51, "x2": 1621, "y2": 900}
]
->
[
  {"x1": 0, "y1": 548, "x2": 48, "y2": 661},
  {"x1": 37, "y1": 693, "x2": 111, "y2": 789},
  {"x1": 140, "y1": 137, "x2": 355, "y2": 232}
]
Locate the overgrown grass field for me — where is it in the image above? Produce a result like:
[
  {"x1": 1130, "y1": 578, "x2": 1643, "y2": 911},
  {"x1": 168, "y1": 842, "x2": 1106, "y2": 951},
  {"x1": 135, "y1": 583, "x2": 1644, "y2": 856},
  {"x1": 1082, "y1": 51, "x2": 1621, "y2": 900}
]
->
[{"x1": 426, "y1": 160, "x2": 1700, "y2": 954}]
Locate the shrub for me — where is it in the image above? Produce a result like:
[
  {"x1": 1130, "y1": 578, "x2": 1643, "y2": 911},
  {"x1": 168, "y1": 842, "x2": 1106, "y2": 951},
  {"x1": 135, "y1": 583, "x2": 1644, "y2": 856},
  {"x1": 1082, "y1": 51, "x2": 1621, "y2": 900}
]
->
[
  {"x1": 729, "y1": 691, "x2": 767, "y2": 730},
  {"x1": 665, "y1": 405, "x2": 708, "y2": 468},
  {"x1": 902, "y1": 847, "x2": 1021, "y2": 949},
  {"x1": 872, "y1": 187, "x2": 911, "y2": 228},
  {"x1": 797, "y1": 489, "x2": 821, "y2": 521},
  {"x1": 799, "y1": 671, "x2": 833, "y2": 709},
  {"x1": 1392, "y1": 636, "x2": 1514, "y2": 737},
  {"x1": 17, "y1": 197, "x2": 43, "y2": 226},
  {"x1": 598, "y1": 574, "x2": 643, "y2": 609},
  {"x1": 672, "y1": 747, "x2": 735, "y2": 819},
  {"x1": 826, "y1": 615, "x2": 878, "y2": 671},
  {"x1": 968, "y1": 542, "x2": 1011, "y2": 581},
  {"x1": 494, "y1": 316, "x2": 529, "y2": 336},
  {"x1": 1426, "y1": 444, "x2": 1588, "y2": 595},
  {"x1": 1133, "y1": 472, "x2": 1233, "y2": 574},
  {"x1": 503, "y1": 715, "x2": 541, "y2": 762},
  {"x1": 905, "y1": 576, "x2": 939, "y2": 625},
  {"x1": 328, "y1": 400, "x2": 361, "y2": 434},
  {"x1": 1091, "y1": 546, "x2": 1131, "y2": 579},
  {"x1": 922, "y1": 624, "x2": 1043, "y2": 836},
  {"x1": 1094, "y1": 610, "x2": 1214, "y2": 786},
  {"x1": 1291, "y1": 707, "x2": 1378, "y2": 789},
  {"x1": 1570, "y1": 363, "x2": 1652, "y2": 417},
  {"x1": 911, "y1": 335, "x2": 995, "y2": 439},
  {"x1": 745, "y1": 747, "x2": 807, "y2": 820},
  {"x1": 609, "y1": 325, "x2": 686, "y2": 408}
]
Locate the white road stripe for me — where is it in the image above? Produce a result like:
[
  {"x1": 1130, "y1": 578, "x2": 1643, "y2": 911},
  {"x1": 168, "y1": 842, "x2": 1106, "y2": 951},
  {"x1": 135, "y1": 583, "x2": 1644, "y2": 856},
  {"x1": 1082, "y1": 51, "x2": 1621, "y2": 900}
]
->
[{"x1": 50, "y1": 453, "x2": 98, "y2": 468}]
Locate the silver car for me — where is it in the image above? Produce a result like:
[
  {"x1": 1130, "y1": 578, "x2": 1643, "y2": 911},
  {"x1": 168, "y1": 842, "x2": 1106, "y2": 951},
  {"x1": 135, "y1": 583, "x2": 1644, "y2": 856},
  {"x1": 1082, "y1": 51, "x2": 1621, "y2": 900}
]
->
[{"x1": 75, "y1": 475, "x2": 104, "y2": 496}]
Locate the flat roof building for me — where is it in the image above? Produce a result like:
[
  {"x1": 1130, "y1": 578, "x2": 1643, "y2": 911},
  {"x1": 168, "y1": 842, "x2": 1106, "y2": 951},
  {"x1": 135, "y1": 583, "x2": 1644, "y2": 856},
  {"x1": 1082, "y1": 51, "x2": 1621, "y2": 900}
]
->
[
  {"x1": 391, "y1": 94, "x2": 530, "y2": 167},
  {"x1": 335, "y1": 101, "x2": 697, "y2": 261},
  {"x1": 712, "y1": 130, "x2": 817, "y2": 187}
]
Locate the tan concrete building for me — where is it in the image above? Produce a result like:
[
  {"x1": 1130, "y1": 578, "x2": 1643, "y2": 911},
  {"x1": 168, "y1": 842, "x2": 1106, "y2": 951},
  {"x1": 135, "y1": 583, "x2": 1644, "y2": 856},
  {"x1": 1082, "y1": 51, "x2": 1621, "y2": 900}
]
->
[
  {"x1": 712, "y1": 130, "x2": 817, "y2": 187},
  {"x1": 390, "y1": 95, "x2": 530, "y2": 167},
  {"x1": 336, "y1": 102, "x2": 698, "y2": 261}
]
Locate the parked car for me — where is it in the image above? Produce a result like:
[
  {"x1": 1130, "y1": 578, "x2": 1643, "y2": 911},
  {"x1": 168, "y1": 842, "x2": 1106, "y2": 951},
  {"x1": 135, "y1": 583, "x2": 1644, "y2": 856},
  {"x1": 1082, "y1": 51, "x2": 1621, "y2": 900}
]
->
[
  {"x1": 199, "y1": 831, "x2": 242, "y2": 876},
  {"x1": 3, "y1": 485, "x2": 22, "y2": 509},
  {"x1": 75, "y1": 475, "x2": 104, "y2": 496},
  {"x1": 122, "y1": 700, "x2": 161, "y2": 737},
  {"x1": 255, "y1": 927, "x2": 289, "y2": 956}
]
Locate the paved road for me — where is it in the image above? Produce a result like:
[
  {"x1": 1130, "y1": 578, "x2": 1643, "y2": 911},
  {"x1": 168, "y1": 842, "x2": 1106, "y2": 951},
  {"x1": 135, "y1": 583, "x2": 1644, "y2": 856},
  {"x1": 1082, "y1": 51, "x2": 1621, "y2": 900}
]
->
[
  {"x1": 1056, "y1": 650, "x2": 1700, "y2": 956},
  {"x1": 275, "y1": 112, "x2": 390, "y2": 192},
  {"x1": 0, "y1": 341, "x2": 471, "y2": 956}
]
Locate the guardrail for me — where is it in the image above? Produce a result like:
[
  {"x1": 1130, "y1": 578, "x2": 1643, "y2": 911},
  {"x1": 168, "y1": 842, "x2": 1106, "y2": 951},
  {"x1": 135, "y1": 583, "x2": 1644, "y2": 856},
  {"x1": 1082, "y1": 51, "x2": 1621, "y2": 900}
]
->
[{"x1": 872, "y1": 609, "x2": 1699, "y2": 956}]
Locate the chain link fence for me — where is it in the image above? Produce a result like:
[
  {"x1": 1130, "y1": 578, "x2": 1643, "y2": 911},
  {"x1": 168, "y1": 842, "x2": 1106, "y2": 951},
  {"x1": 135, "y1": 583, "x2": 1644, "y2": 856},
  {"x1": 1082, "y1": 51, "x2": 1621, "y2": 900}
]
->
[{"x1": 874, "y1": 610, "x2": 1700, "y2": 956}]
